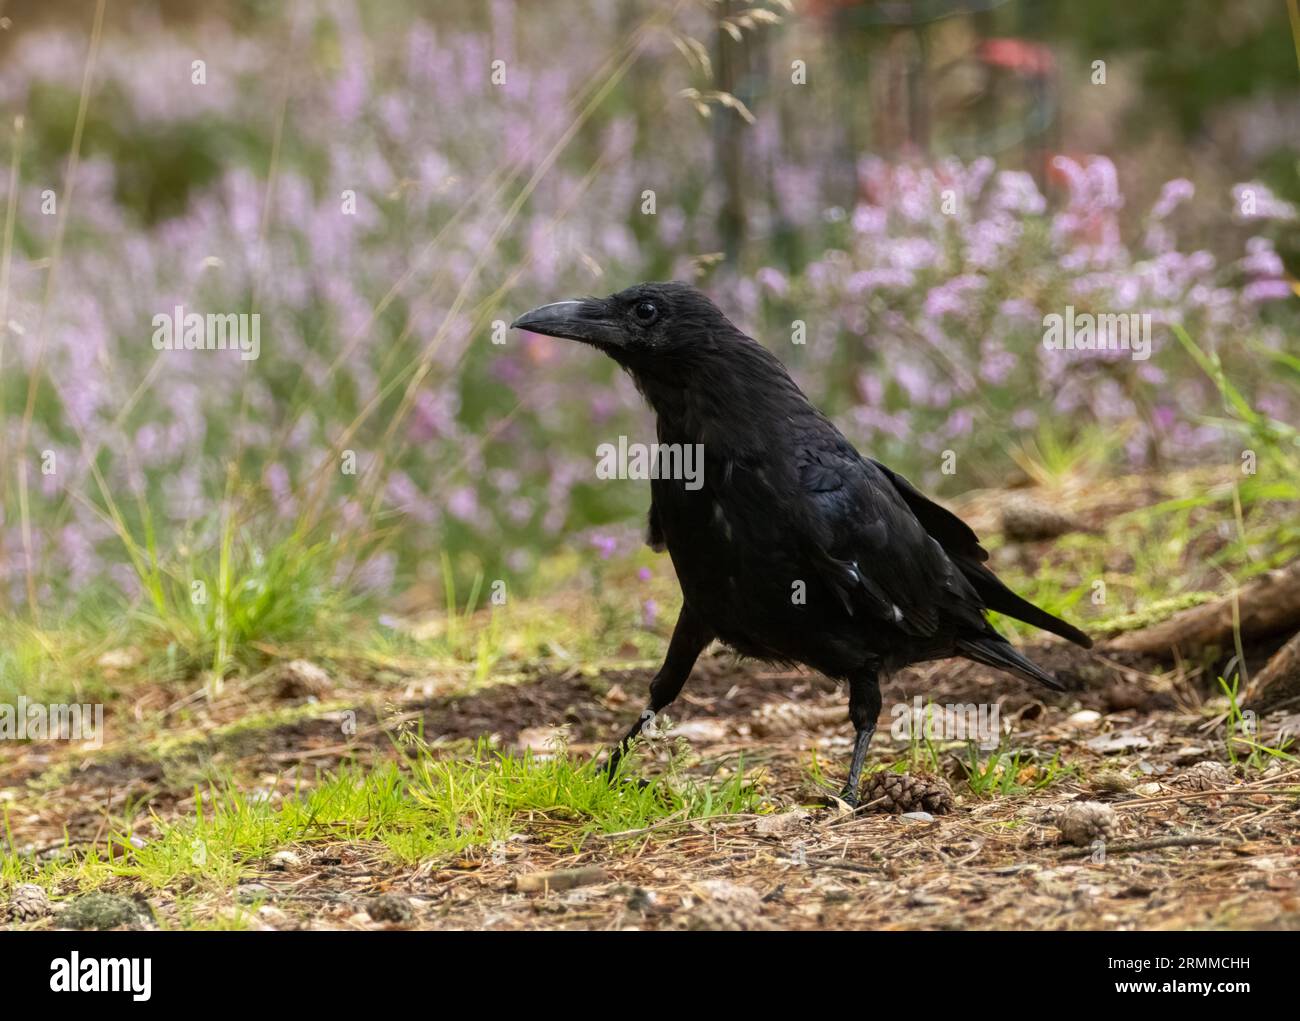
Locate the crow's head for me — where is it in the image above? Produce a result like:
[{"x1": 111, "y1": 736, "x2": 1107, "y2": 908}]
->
[
  {"x1": 511, "y1": 282, "x2": 737, "y2": 370},
  {"x1": 514, "y1": 281, "x2": 810, "y2": 437}
]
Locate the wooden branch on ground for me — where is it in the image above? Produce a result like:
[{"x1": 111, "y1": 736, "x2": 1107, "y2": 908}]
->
[
  {"x1": 1246, "y1": 629, "x2": 1300, "y2": 712},
  {"x1": 1051, "y1": 834, "x2": 1237, "y2": 860},
  {"x1": 1105, "y1": 558, "x2": 1300, "y2": 658}
]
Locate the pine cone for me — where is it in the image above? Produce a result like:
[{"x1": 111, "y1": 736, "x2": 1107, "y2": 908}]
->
[
  {"x1": 1055, "y1": 801, "x2": 1118, "y2": 846},
  {"x1": 1178, "y1": 760, "x2": 1232, "y2": 791},
  {"x1": 862, "y1": 771, "x2": 955, "y2": 815},
  {"x1": 679, "y1": 900, "x2": 773, "y2": 931},
  {"x1": 7, "y1": 883, "x2": 51, "y2": 922},
  {"x1": 363, "y1": 894, "x2": 413, "y2": 924}
]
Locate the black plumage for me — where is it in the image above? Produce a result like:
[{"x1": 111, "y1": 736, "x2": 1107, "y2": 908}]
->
[{"x1": 512, "y1": 282, "x2": 1091, "y2": 804}]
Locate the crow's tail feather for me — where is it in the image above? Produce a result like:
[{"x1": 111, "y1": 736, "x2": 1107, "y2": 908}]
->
[
  {"x1": 956, "y1": 637, "x2": 1066, "y2": 691},
  {"x1": 963, "y1": 564, "x2": 1093, "y2": 649}
]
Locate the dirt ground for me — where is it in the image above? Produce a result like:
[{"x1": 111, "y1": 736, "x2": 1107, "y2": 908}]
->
[{"x1": 5, "y1": 640, "x2": 1299, "y2": 931}]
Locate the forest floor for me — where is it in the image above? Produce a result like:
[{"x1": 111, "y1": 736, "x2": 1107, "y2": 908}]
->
[
  {"x1": 3, "y1": 464, "x2": 1299, "y2": 930},
  {"x1": 3, "y1": 639, "x2": 1298, "y2": 931}
]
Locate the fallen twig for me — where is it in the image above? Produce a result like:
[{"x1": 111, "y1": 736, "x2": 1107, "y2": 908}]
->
[{"x1": 1053, "y1": 834, "x2": 1237, "y2": 859}]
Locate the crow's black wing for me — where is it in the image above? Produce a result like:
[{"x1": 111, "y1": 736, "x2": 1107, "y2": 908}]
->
[
  {"x1": 867, "y1": 459, "x2": 987, "y2": 562},
  {"x1": 645, "y1": 500, "x2": 666, "y2": 552},
  {"x1": 793, "y1": 432, "x2": 986, "y2": 639},
  {"x1": 868, "y1": 459, "x2": 1092, "y2": 648}
]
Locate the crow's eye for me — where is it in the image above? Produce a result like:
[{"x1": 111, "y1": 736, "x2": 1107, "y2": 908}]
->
[{"x1": 632, "y1": 301, "x2": 658, "y2": 324}]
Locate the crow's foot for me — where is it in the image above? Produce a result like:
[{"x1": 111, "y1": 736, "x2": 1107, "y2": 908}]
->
[{"x1": 597, "y1": 754, "x2": 651, "y2": 791}]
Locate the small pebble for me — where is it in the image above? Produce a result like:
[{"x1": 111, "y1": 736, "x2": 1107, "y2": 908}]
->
[
  {"x1": 257, "y1": 905, "x2": 291, "y2": 928},
  {"x1": 236, "y1": 883, "x2": 274, "y2": 903}
]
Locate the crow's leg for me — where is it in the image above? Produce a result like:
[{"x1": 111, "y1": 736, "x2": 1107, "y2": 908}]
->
[
  {"x1": 604, "y1": 603, "x2": 713, "y2": 778},
  {"x1": 840, "y1": 669, "x2": 882, "y2": 807}
]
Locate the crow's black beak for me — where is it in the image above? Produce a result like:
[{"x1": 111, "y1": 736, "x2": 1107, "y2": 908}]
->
[{"x1": 511, "y1": 299, "x2": 624, "y2": 349}]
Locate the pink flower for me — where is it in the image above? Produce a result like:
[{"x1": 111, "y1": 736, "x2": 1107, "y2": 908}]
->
[
  {"x1": 1243, "y1": 279, "x2": 1294, "y2": 303},
  {"x1": 447, "y1": 488, "x2": 479, "y2": 522},
  {"x1": 923, "y1": 275, "x2": 985, "y2": 319},
  {"x1": 1240, "y1": 237, "x2": 1284, "y2": 279},
  {"x1": 756, "y1": 267, "x2": 789, "y2": 296},
  {"x1": 1151, "y1": 179, "x2": 1194, "y2": 219}
]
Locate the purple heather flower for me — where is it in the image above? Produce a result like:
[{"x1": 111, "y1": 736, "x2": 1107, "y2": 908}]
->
[
  {"x1": 894, "y1": 361, "x2": 932, "y2": 405},
  {"x1": 923, "y1": 274, "x2": 985, "y2": 319},
  {"x1": 1151, "y1": 179, "x2": 1194, "y2": 219},
  {"x1": 991, "y1": 170, "x2": 1046, "y2": 216},
  {"x1": 852, "y1": 204, "x2": 887, "y2": 236},
  {"x1": 1232, "y1": 182, "x2": 1298, "y2": 222},
  {"x1": 997, "y1": 298, "x2": 1040, "y2": 321},
  {"x1": 978, "y1": 342, "x2": 1018, "y2": 385},
  {"x1": 943, "y1": 408, "x2": 975, "y2": 437},
  {"x1": 756, "y1": 267, "x2": 789, "y2": 296},
  {"x1": 1243, "y1": 279, "x2": 1294, "y2": 303},
  {"x1": 447, "y1": 487, "x2": 479, "y2": 522},
  {"x1": 1240, "y1": 237, "x2": 1284, "y2": 279}
]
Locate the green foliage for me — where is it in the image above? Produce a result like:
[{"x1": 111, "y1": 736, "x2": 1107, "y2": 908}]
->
[
  {"x1": 963, "y1": 743, "x2": 1074, "y2": 797},
  {"x1": 2, "y1": 740, "x2": 760, "y2": 894}
]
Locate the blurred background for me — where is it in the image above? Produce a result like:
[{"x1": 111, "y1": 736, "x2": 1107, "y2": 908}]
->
[{"x1": 0, "y1": 0, "x2": 1297, "y2": 676}]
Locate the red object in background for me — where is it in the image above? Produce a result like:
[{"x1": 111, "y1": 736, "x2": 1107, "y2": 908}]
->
[
  {"x1": 803, "y1": 0, "x2": 863, "y2": 15},
  {"x1": 977, "y1": 38, "x2": 1055, "y2": 78},
  {"x1": 1045, "y1": 150, "x2": 1092, "y2": 187}
]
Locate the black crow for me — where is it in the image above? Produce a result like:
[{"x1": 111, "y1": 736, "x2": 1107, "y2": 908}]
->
[{"x1": 512, "y1": 282, "x2": 1091, "y2": 805}]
